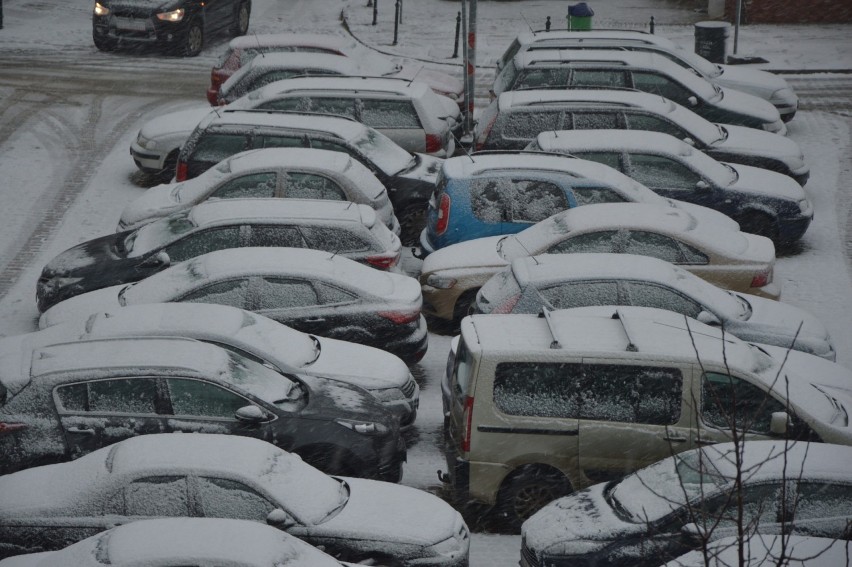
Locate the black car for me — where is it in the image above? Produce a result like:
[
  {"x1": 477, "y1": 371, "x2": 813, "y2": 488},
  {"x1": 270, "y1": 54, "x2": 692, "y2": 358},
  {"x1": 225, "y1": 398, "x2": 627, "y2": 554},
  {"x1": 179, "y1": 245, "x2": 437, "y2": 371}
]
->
[
  {"x1": 92, "y1": 0, "x2": 250, "y2": 56},
  {"x1": 176, "y1": 109, "x2": 443, "y2": 244},
  {"x1": 0, "y1": 336, "x2": 405, "y2": 480}
]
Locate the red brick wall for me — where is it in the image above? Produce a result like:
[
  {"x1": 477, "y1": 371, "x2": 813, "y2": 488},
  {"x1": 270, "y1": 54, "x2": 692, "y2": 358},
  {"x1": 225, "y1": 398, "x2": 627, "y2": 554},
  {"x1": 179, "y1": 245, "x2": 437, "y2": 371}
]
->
[{"x1": 724, "y1": 0, "x2": 852, "y2": 23}]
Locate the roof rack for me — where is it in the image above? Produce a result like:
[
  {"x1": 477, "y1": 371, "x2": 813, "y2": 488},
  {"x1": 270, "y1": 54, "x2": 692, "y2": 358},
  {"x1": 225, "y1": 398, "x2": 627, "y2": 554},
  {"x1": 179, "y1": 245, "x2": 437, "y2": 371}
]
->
[
  {"x1": 220, "y1": 109, "x2": 359, "y2": 122},
  {"x1": 530, "y1": 28, "x2": 651, "y2": 35},
  {"x1": 538, "y1": 307, "x2": 563, "y2": 350},
  {"x1": 611, "y1": 309, "x2": 638, "y2": 352},
  {"x1": 513, "y1": 85, "x2": 642, "y2": 94}
]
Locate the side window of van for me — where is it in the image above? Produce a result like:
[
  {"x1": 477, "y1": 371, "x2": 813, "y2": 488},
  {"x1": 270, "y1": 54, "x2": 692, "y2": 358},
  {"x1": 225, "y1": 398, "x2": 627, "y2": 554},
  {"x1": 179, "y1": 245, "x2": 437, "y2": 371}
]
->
[
  {"x1": 361, "y1": 100, "x2": 422, "y2": 129},
  {"x1": 494, "y1": 362, "x2": 584, "y2": 418},
  {"x1": 701, "y1": 372, "x2": 787, "y2": 433},
  {"x1": 503, "y1": 111, "x2": 563, "y2": 140}
]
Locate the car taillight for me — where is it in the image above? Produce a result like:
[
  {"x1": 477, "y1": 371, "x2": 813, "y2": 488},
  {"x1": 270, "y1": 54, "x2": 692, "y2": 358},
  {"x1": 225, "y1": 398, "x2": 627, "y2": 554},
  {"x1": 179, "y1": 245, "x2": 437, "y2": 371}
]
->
[
  {"x1": 378, "y1": 308, "x2": 421, "y2": 324},
  {"x1": 366, "y1": 252, "x2": 400, "y2": 270},
  {"x1": 751, "y1": 269, "x2": 772, "y2": 288},
  {"x1": 176, "y1": 161, "x2": 188, "y2": 182},
  {"x1": 461, "y1": 396, "x2": 474, "y2": 452},
  {"x1": 0, "y1": 422, "x2": 26, "y2": 436},
  {"x1": 436, "y1": 193, "x2": 451, "y2": 235},
  {"x1": 425, "y1": 133, "x2": 442, "y2": 154},
  {"x1": 493, "y1": 293, "x2": 520, "y2": 314}
]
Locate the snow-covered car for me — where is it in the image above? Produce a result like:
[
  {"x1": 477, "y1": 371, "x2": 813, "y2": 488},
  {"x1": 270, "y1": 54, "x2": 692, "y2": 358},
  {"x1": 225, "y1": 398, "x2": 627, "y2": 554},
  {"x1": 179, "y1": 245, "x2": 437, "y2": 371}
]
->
[
  {"x1": 92, "y1": 0, "x2": 249, "y2": 56},
  {"x1": 130, "y1": 106, "x2": 213, "y2": 181},
  {"x1": 662, "y1": 534, "x2": 852, "y2": 567},
  {"x1": 474, "y1": 254, "x2": 834, "y2": 359},
  {"x1": 38, "y1": 199, "x2": 402, "y2": 312},
  {"x1": 496, "y1": 30, "x2": 799, "y2": 121},
  {"x1": 528, "y1": 130, "x2": 813, "y2": 245},
  {"x1": 0, "y1": 337, "x2": 405, "y2": 479},
  {"x1": 493, "y1": 49, "x2": 785, "y2": 134},
  {"x1": 118, "y1": 148, "x2": 400, "y2": 234},
  {"x1": 2, "y1": 302, "x2": 420, "y2": 428},
  {"x1": 475, "y1": 90, "x2": 809, "y2": 185},
  {"x1": 175, "y1": 110, "x2": 443, "y2": 244},
  {"x1": 207, "y1": 32, "x2": 464, "y2": 107},
  {"x1": 521, "y1": 441, "x2": 852, "y2": 567},
  {"x1": 0, "y1": 518, "x2": 350, "y2": 566},
  {"x1": 0, "y1": 434, "x2": 469, "y2": 566},
  {"x1": 38, "y1": 247, "x2": 429, "y2": 363},
  {"x1": 225, "y1": 76, "x2": 461, "y2": 156},
  {"x1": 421, "y1": 202, "x2": 778, "y2": 323},
  {"x1": 419, "y1": 151, "x2": 739, "y2": 254}
]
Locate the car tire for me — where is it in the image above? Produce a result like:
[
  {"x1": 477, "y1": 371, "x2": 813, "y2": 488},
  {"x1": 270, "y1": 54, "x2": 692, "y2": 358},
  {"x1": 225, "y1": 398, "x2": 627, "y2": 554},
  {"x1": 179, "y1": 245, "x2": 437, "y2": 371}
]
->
[
  {"x1": 230, "y1": 1, "x2": 250, "y2": 36},
  {"x1": 497, "y1": 467, "x2": 572, "y2": 530},
  {"x1": 739, "y1": 210, "x2": 779, "y2": 244},
  {"x1": 156, "y1": 149, "x2": 180, "y2": 183},
  {"x1": 182, "y1": 20, "x2": 204, "y2": 57},
  {"x1": 93, "y1": 34, "x2": 116, "y2": 52},
  {"x1": 453, "y1": 289, "x2": 479, "y2": 323},
  {"x1": 398, "y1": 203, "x2": 427, "y2": 247}
]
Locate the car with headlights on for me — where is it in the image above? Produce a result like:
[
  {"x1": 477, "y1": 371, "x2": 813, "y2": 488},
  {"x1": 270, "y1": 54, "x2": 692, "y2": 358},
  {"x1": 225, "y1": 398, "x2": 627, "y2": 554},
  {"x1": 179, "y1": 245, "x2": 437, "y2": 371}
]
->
[
  {"x1": 492, "y1": 50, "x2": 785, "y2": 134},
  {"x1": 38, "y1": 247, "x2": 428, "y2": 363},
  {"x1": 0, "y1": 337, "x2": 405, "y2": 479},
  {"x1": 92, "y1": 0, "x2": 249, "y2": 56},
  {"x1": 528, "y1": 130, "x2": 813, "y2": 245},
  {"x1": 0, "y1": 435, "x2": 468, "y2": 566},
  {"x1": 475, "y1": 90, "x2": 809, "y2": 185},
  {"x1": 0, "y1": 518, "x2": 352, "y2": 566},
  {"x1": 119, "y1": 148, "x2": 399, "y2": 234},
  {"x1": 4, "y1": 302, "x2": 419, "y2": 428},
  {"x1": 520, "y1": 441, "x2": 852, "y2": 567},
  {"x1": 38, "y1": 198, "x2": 401, "y2": 312},
  {"x1": 421, "y1": 202, "x2": 778, "y2": 324}
]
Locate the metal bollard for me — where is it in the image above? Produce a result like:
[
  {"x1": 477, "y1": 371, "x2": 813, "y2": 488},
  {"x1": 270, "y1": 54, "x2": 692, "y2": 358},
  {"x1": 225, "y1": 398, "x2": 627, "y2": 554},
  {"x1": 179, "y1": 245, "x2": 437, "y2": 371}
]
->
[
  {"x1": 452, "y1": 12, "x2": 461, "y2": 58},
  {"x1": 650, "y1": 15, "x2": 655, "y2": 34},
  {"x1": 372, "y1": 0, "x2": 377, "y2": 25},
  {"x1": 393, "y1": 0, "x2": 399, "y2": 45},
  {"x1": 546, "y1": 16, "x2": 551, "y2": 32}
]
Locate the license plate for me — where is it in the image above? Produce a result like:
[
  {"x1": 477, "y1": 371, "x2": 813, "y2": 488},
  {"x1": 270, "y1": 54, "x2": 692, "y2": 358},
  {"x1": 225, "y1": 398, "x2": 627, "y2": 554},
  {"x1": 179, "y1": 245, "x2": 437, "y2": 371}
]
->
[{"x1": 115, "y1": 17, "x2": 148, "y2": 31}]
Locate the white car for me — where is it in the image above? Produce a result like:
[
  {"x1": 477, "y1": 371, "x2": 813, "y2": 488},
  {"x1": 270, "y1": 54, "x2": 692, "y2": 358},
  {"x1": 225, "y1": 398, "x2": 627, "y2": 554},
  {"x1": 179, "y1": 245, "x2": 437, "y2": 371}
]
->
[
  {"x1": 129, "y1": 105, "x2": 213, "y2": 181},
  {"x1": 118, "y1": 148, "x2": 400, "y2": 234},
  {"x1": 474, "y1": 255, "x2": 835, "y2": 360},
  {"x1": 0, "y1": 434, "x2": 470, "y2": 566},
  {"x1": 0, "y1": 518, "x2": 351, "y2": 566},
  {"x1": 496, "y1": 30, "x2": 799, "y2": 121},
  {"x1": 3, "y1": 302, "x2": 420, "y2": 427}
]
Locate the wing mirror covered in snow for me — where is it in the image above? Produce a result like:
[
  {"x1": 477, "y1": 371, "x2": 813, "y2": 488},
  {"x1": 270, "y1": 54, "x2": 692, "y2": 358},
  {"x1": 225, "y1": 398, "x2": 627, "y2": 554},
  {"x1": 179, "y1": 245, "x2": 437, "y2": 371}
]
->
[
  {"x1": 235, "y1": 405, "x2": 269, "y2": 423},
  {"x1": 143, "y1": 251, "x2": 170, "y2": 269},
  {"x1": 683, "y1": 137, "x2": 696, "y2": 147},
  {"x1": 688, "y1": 96, "x2": 699, "y2": 106},
  {"x1": 770, "y1": 411, "x2": 791, "y2": 435},
  {"x1": 267, "y1": 508, "x2": 297, "y2": 529},
  {"x1": 680, "y1": 523, "x2": 706, "y2": 547},
  {"x1": 695, "y1": 180, "x2": 710, "y2": 191},
  {"x1": 696, "y1": 311, "x2": 721, "y2": 326}
]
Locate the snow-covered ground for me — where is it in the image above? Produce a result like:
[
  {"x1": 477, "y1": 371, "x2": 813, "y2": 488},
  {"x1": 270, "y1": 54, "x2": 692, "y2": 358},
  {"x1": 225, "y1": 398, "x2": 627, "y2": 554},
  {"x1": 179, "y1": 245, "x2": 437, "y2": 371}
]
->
[{"x1": 0, "y1": 0, "x2": 850, "y2": 564}]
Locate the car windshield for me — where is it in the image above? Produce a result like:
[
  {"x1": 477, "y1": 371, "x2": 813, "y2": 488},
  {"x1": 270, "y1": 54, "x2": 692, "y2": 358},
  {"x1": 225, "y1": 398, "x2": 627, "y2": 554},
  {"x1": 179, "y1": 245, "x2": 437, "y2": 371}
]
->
[
  {"x1": 223, "y1": 351, "x2": 303, "y2": 408},
  {"x1": 673, "y1": 45, "x2": 723, "y2": 78},
  {"x1": 125, "y1": 213, "x2": 196, "y2": 258},
  {"x1": 666, "y1": 102, "x2": 726, "y2": 145},
  {"x1": 609, "y1": 451, "x2": 728, "y2": 523},
  {"x1": 349, "y1": 127, "x2": 414, "y2": 174}
]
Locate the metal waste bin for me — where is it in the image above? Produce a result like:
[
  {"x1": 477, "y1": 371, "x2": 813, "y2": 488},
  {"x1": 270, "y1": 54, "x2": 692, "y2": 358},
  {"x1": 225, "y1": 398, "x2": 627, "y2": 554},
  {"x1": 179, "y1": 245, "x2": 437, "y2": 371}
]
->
[
  {"x1": 694, "y1": 20, "x2": 731, "y2": 63},
  {"x1": 567, "y1": 2, "x2": 594, "y2": 31}
]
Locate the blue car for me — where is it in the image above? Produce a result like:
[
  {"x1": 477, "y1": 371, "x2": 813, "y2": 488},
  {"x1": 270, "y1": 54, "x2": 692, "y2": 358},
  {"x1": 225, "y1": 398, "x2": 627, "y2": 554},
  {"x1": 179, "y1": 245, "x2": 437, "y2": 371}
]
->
[{"x1": 419, "y1": 151, "x2": 736, "y2": 254}]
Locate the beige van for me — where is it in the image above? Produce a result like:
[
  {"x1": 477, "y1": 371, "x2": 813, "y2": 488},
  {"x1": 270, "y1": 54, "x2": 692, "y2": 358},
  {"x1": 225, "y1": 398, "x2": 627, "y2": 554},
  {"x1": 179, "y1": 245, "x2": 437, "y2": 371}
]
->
[{"x1": 440, "y1": 306, "x2": 852, "y2": 528}]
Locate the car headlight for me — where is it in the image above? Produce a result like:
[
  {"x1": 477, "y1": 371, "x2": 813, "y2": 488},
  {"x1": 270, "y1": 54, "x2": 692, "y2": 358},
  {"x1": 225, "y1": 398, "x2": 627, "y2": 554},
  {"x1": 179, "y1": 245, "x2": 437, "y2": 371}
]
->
[
  {"x1": 428, "y1": 535, "x2": 465, "y2": 558},
  {"x1": 371, "y1": 387, "x2": 406, "y2": 402},
  {"x1": 93, "y1": 2, "x2": 110, "y2": 16},
  {"x1": 798, "y1": 199, "x2": 812, "y2": 215},
  {"x1": 425, "y1": 274, "x2": 457, "y2": 289},
  {"x1": 335, "y1": 419, "x2": 389, "y2": 436},
  {"x1": 770, "y1": 87, "x2": 797, "y2": 105},
  {"x1": 156, "y1": 8, "x2": 185, "y2": 22}
]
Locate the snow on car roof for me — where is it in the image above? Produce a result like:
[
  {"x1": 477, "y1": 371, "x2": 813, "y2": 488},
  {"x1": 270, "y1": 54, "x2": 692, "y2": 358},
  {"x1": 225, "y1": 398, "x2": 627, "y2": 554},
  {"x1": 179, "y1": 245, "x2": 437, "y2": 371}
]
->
[
  {"x1": 703, "y1": 439, "x2": 852, "y2": 481},
  {"x1": 517, "y1": 29, "x2": 673, "y2": 48},
  {"x1": 29, "y1": 336, "x2": 232, "y2": 379},
  {"x1": 187, "y1": 198, "x2": 371, "y2": 227},
  {"x1": 535, "y1": 129, "x2": 692, "y2": 157},
  {"x1": 228, "y1": 32, "x2": 358, "y2": 51},
  {"x1": 516, "y1": 47, "x2": 688, "y2": 72},
  {"x1": 499, "y1": 88, "x2": 672, "y2": 110},
  {"x1": 253, "y1": 75, "x2": 431, "y2": 98},
  {"x1": 101, "y1": 518, "x2": 341, "y2": 566},
  {"x1": 208, "y1": 109, "x2": 367, "y2": 138},
  {"x1": 241, "y1": 51, "x2": 365, "y2": 74}
]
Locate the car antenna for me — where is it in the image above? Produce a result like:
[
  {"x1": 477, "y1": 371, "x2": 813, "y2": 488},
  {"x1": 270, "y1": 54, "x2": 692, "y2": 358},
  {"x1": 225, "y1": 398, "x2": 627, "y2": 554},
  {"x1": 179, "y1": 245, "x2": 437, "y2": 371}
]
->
[
  {"x1": 519, "y1": 12, "x2": 535, "y2": 33},
  {"x1": 449, "y1": 129, "x2": 476, "y2": 163},
  {"x1": 328, "y1": 249, "x2": 340, "y2": 260},
  {"x1": 253, "y1": 33, "x2": 265, "y2": 58}
]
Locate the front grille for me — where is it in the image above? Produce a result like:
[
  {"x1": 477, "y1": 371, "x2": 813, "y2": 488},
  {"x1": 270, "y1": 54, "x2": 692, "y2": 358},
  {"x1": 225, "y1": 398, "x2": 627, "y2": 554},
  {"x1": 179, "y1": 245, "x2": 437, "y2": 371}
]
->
[
  {"x1": 521, "y1": 542, "x2": 540, "y2": 567},
  {"x1": 401, "y1": 377, "x2": 417, "y2": 398}
]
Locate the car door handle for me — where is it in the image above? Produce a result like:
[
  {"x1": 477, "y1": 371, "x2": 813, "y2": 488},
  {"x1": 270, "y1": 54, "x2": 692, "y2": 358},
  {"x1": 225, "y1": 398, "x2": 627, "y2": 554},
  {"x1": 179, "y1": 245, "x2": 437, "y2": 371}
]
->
[
  {"x1": 304, "y1": 317, "x2": 325, "y2": 323},
  {"x1": 663, "y1": 435, "x2": 688, "y2": 443},
  {"x1": 696, "y1": 438, "x2": 717, "y2": 446},
  {"x1": 67, "y1": 426, "x2": 95, "y2": 435}
]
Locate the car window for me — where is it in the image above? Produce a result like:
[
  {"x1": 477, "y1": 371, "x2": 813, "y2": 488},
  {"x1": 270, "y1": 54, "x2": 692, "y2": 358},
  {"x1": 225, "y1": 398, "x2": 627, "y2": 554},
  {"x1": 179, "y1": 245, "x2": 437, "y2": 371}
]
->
[
  {"x1": 179, "y1": 278, "x2": 251, "y2": 308},
  {"x1": 512, "y1": 180, "x2": 570, "y2": 223},
  {"x1": 300, "y1": 226, "x2": 373, "y2": 252},
  {"x1": 124, "y1": 476, "x2": 189, "y2": 517},
  {"x1": 547, "y1": 230, "x2": 620, "y2": 254},
  {"x1": 255, "y1": 277, "x2": 319, "y2": 310},
  {"x1": 696, "y1": 483, "x2": 783, "y2": 529},
  {"x1": 309, "y1": 97, "x2": 359, "y2": 120},
  {"x1": 498, "y1": 39, "x2": 521, "y2": 70},
  {"x1": 361, "y1": 99, "x2": 421, "y2": 129},
  {"x1": 503, "y1": 110, "x2": 564, "y2": 140},
  {"x1": 56, "y1": 378, "x2": 158, "y2": 414},
  {"x1": 196, "y1": 477, "x2": 276, "y2": 521},
  {"x1": 629, "y1": 154, "x2": 702, "y2": 190},
  {"x1": 623, "y1": 281, "x2": 703, "y2": 318},
  {"x1": 632, "y1": 72, "x2": 693, "y2": 106},
  {"x1": 211, "y1": 172, "x2": 277, "y2": 199},
  {"x1": 571, "y1": 152, "x2": 623, "y2": 173},
  {"x1": 164, "y1": 227, "x2": 241, "y2": 263},
  {"x1": 258, "y1": 134, "x2": 304, "y2": 149},
  {"x1": 626, "y1": 113, "x2": 689, "y2": 139},
  {"x1": 191, "y1": 134, "x2": 249, "y2": 165},
  {"x1": 794, "y1": 483, "x2": 852, "y2": 520},
  {"x1": 570, "y1": 69, "x2": 629, "y2": 88},
  {"x1": 247, "y1": 226, "x2": 306, "y2": 248},
  {"x1": 537, "y1": 281, "x2": 620, "y2": 310},
  {"x1": 494, "y1": 361, "x2": 585, "y2": 418},
  {"x1": 470, "y1": 178, "x2": 511, "y2": 222},
  {"x1": 281, "y1": 172, "x2": 347, "y2": 200},
  {"x1": 315, "y1": 281, "x2": 357, "y2": 304},
  {"x1": 581, "y1": 364, "x2": 683, "y2": 425},
  {"x1": 571, "y1": 111, "x2": 621, "y2": 130},
  {"x1": 258, "y1": 96, "x2": 309, "y2": 112},
  {"x1": 571, "y1": 185, "x2": 629, "y2": 205},
  {"x1": 166, "y1": 378, "x2": 248, "y2": 418},
  {"x1": 702, "y1": 372, "x2": 787, "y2": 434},
  {"x1": 620, "y1": 230, "x2": 687, "y2": 263},
  {"x1": 249, "y1": 70, "x2": 304, "y2": 92},
  {"x1": 515, "y1": 68, "x2": 571, "y2": 89}
]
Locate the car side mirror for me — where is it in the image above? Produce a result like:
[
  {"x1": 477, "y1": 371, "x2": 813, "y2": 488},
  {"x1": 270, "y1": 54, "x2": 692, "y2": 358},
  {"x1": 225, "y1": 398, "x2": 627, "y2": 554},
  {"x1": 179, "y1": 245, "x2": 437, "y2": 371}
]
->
[
  {"x1": 696, "y1": 311, "x2": 721, "y2": 326},
  {"x1": 235, "y1": 405, "x2": 268, "y2": 423},
  {"x1": 683, "y1": 137, "x2": 696, "y2": 147},
  {"x1": 688, "y1": 96, "x2": 699, "y2": 106},
  {"x1": 143, "y1": 251, "x2": 170, "y2": 269},
  {"x1": 681, "y1": 523, "x2": 705, "y2": 547},
  {"x1": 695, "y1": 180, "x2": 711, "y2": 191},
  {"x1": 266, "y1": 508, "x2": 297, "y2": 529},
  {"x1": 770, "y1": 411, "x2": 790, "y2": 435}
]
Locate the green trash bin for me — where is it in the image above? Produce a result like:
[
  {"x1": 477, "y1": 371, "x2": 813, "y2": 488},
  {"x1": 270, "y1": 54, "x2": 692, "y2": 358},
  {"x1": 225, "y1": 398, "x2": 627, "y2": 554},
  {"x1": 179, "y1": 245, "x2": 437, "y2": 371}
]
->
[{"x1": 567, "y1": 2, "x2": 594, "y2": 30}]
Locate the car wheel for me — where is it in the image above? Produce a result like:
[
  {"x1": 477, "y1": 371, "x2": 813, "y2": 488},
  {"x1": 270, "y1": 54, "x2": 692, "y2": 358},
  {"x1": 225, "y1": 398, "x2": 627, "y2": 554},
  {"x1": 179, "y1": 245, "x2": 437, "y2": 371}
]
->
[
  {"x1": 739, "y1": 211, "x2": 779, "y2": 244},
  {"x1": 498, "y1": 467, "x2": 572, "y2": 530},
  {"x1": 182, "y1": 21, "x2": 204, "y2": 57},
  {"x1": 453, "y1": 289, "x2": 479, "y2": 323},
  {"x1": 398, "y1": 203, "x2": 427, "y2": 247},
  {"x1": 93, "y1": 34, "x2": 116, "y2": 52},
  {"x1": 157, "y1": 149, "x2": 180, "y2": 182},
  {"x1": 231, "y1": 1, "x2": 250, "y2": 36}
]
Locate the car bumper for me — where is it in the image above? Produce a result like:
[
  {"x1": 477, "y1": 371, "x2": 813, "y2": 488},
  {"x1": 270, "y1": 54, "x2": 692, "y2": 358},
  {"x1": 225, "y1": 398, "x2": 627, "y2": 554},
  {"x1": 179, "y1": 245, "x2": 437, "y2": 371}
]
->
[
  {"x1": 130, "y1": 141, "x2": 168, "y2": 172},
  {"x1": 777, "y1": 212, "x2": 813, "y2": 245},
  {"x1": 419, "y1": 228, "x2": 437, "y2": 256},
  {"x1": 93, "y1": 16, "x2": 190, "y2": 48},
  {"x1": 383, "y1": 315, "x2": 430, "y2": 364}
]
